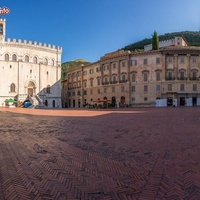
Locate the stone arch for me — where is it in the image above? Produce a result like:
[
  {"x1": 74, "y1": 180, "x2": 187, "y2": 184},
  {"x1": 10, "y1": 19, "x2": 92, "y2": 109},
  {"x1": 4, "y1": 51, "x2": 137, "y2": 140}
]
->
[{"x1": 25, "y1": 80, "x2": 37, "y2": 96}]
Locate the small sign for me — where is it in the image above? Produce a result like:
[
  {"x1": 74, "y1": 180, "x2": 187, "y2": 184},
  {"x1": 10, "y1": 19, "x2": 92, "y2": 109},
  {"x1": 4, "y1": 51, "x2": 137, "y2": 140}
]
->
[{"x1": 0, "y1": 7, "x2": 10, "y2": 15}]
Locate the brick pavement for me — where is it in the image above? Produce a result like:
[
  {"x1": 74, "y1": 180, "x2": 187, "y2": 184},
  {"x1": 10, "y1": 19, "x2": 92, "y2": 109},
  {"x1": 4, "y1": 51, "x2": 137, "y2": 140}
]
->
[{"x1": 0, "y1": 107, "x2": 200, "y2": 199}]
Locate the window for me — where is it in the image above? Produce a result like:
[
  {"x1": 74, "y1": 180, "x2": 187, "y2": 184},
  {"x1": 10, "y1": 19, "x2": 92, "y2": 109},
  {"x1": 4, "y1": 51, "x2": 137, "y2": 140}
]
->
[
  {"x1": 143, "y1": 72, "x2": 148, "y2": 82},
  {"x1": 89, "y1": 69, "x2": 94, "y2": 74},
  {"x1": 168, "y1": 57, "x2": 172, "y2": 63},
  {"x1": 77, "y1": 71, "x2": 81, "y2": 77},
  {"x1": 168, "y1": 84, "x2": 172, "y2": 91},
  {"x1": 25, "y1": 55, "x2": 29, "y2": 62},
  {"x1": 180, "y1": 84, "x2": 185, "y2": 91},
  {"x1": 5, "y1": 54, "x2": 9, "y2": 61},
  {"x1": 83, "y1": 70, "x2": 87, "y2": 75},
  {"x1": 52, "y1": 59, "x2": 55, "y2": 66},
  {"x1": 144, "y1": 97, "x2": 148, "y2": 101},
  {"x1": 83, "y1": 81, "x2": 87, "y2": 88},
  {"x1": 143, "y1": 59, "x2": 148, "y2": 65},
  {"x1": 192, "y1": 57, "x2": 196, "y2": 63},
  {"x1": 144, "y1": 85, "x2": 148, "y2": 92},
  {"x1": 156, "y1": 71, "x2": 161, "y2": 81},
  {"x1": 97, "y1": 78, "x2": 101, "y2": 85},
  {"x1": 180, "y1": 71, "x2": 185, "y2": 79},
  {"x1": 191, "y1": 71, "x2": 197, "y2": 80},
  {"x1": 122, "y1": 62, "x2": 125, "y2": 67},
  {"x1": 156, "y1": 58, "x2": 160, "y2": 64},
  {"x1": 103, "y1": 65, "x2": 108, "y2": 71},
  {"x1": 113, "y1": 76, "x2": 117, "y2": 82},
  {"x1": 131, "y1": 60, "x2": 137, "y2": 66},
  {"x1": 180, "y1": 57, "x2": 184, "y2": 63},
  {"x1": 112, "y1": 63, "x2": 116, "y2": 68},
  {"x1": 12, "y1": 54, "x2": 17, "y2": 61},
  {"x1": 90, "y1": 79, "x2": 93, "y2": 87},
  {"x1": 46, "y1": 85, "x2": 51, "y2": 94},
  {"x1": 156, "y1": 85, "x2": 160, "y2": 91},
  {"x1": 44, "y1": 58, "x2": 48, "y2": 65},
  {"x1": 98, "y1": 89, "x2": 101, "y2": 94},
  {"x1": 193, "y1": 84, "x2": 197, "y2": 91},
  {"x1": 121, "y1": 86, "x2": 125, "y2": 92},
  {"x1": 10, "y1": 83, "x2": 15, "y2": 92},
  {"x1": 122, "y1": 74, "x2": 126, "y2": 81},
  {"x1": 131, "y1": 73, "x2": 136, "y2": 82},
  {"x1": 104, "y1": 88, "x2": 107, "y2": 93},
  {"x1": 131, "y1": 86, "x2": 135, "y2": 92},
  {"x1": 112, "y1": 86, "x2": 115, "y2": 93},
  {"x1": 34, "y1": 57, "x2": 38, "y2": 64},
  {"x1": 77, "y1": 91, "x2": 81, "y2": 95}
]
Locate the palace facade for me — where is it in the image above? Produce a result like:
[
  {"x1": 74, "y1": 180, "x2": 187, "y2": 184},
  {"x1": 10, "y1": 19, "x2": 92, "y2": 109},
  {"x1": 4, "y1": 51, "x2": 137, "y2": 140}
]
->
[
  {"x1": 63, "y1": 37, "x2": 200, "y2": 108},
  {"x1": 0, "y1": 19, "x2": 62, "y2": 108}
]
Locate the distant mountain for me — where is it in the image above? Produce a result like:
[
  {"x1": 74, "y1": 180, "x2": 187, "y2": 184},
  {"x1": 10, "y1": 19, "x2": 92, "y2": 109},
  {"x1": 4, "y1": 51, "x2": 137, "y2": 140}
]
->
[
  {"x1": 122, "y1": 31, "x2": 200, "y2": 51},
  {"x1": 61, "y1": 59, "x2": 90, "y2": 80}
]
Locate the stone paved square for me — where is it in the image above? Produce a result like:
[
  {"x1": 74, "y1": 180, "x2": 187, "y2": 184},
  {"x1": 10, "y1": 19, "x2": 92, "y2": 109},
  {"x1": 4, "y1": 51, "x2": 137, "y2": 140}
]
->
[{"x1": 0, "y1": 107, "x2": 200, "y2": 200}]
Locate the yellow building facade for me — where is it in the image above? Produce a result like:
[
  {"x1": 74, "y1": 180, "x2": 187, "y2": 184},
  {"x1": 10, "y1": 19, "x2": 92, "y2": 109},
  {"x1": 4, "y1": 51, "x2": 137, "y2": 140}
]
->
[{"x1": 63, "y1": 37, "x2": 200, "y2": 108}]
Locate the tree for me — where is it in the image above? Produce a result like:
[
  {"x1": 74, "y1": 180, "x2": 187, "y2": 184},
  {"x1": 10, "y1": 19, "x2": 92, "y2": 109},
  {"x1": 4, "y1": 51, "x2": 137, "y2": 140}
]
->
[{"x1": 152, "y1": 31, "x2": 159, "y2": 50}]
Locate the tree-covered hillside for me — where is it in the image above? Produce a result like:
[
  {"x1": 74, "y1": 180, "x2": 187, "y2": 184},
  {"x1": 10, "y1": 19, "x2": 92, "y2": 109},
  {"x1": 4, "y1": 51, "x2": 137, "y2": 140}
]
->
[
  {"x1": 122, "y1": 31, "x2": 200, "y2": 52},
  {"x1": 61, "y1": 59, "x2": 90, "y2": 80}
]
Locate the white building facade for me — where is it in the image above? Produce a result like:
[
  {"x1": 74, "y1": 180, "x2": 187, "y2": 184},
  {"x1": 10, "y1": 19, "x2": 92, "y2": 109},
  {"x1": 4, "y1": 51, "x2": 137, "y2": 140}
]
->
[{"x1": 0, "y1": 19, "x2": 62, "y2": 108}]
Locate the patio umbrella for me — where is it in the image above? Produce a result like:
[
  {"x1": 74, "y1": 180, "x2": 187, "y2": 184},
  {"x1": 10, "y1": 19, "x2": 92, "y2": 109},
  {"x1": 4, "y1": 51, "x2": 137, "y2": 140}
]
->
[{"x1": 5, "y1": 98, "x2": 16, "y2": 103}]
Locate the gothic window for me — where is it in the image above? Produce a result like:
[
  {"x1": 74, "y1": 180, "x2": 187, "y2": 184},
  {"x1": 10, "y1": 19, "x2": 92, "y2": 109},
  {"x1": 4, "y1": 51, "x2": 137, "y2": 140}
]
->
[
  {"x1": 44, "y1": 58, "x2": 48, "y2": 65},
  {"x1": 5, "y1": 54, "x2": 9, "y2": 61},
  {"x1": 33, "y1": 56, "x2": 38, "y2": 64},
  {"x1": 52, "y1": 59, "x2": 55, "y2": 66},
  {"x1": 12, "y1": 54, "x2": 17, "y2": 61},
  {"x1": 10, "y1": 83, "x2": 16, "y2": 93},
  {"x1": 46, "y1": 85, "x2": 51, "y2": 94},
  {"x1": 25, "y1": 55, "x2": 29, "y2": 62}
]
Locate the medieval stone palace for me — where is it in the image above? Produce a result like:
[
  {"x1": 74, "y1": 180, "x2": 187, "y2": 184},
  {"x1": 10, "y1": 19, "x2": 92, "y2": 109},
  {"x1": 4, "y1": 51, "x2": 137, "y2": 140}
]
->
[
  {"x1": 0, "y1": 19, "x2": 62, "y2": 108},
  {"x1": 63, "y1": 36, "x2": 200, "y2": 108}
]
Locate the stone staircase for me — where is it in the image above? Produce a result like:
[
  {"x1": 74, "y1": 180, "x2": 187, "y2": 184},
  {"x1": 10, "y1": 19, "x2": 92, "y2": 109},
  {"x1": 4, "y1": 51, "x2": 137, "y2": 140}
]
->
[{"x1": 17, "y1": 94, "x2": 46, "y2": 109}]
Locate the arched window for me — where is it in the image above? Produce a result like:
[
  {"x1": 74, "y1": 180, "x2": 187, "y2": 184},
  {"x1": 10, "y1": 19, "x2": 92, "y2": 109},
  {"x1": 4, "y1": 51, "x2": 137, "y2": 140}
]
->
[
  {"x1": 52, "y1": 100, "x2": 55, "y2": 108},
  {"x1": 143, "y1": 71, "x2": 149, "y2": 82},
  {"x1": 52, "y1": 59, "x2": 55, "y2": 66},
  {"x1": 25, "y1": 55, "x2": 29, "y2": 62},
  {"x1": 44, "y1": 58, "x2": 48, "y2": 65},
  {"x1": 12, "y1": 54, "x2": 17, "y2": 61},
  {"x1": 10, "y1": 83, "x2": 15, "y2": 92},
  {"x1": 5, "y1": 54, "x2": 9, "y2": 61},
  {"x1": 46, "y1": 85, "x2": 51, "y2": 94},
  {"x1": 33, "y1": 56, "x2": 38, "y2": 64}
]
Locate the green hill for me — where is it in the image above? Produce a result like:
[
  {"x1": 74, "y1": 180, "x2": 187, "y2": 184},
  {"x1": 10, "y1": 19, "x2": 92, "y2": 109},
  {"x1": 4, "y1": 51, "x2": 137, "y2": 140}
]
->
[
  {"x1": 61, "y1": 59, "x2": 90, "y2": 80},
  {"x1": 122, "y1": 31, "x2": 200, "y2": 52}
]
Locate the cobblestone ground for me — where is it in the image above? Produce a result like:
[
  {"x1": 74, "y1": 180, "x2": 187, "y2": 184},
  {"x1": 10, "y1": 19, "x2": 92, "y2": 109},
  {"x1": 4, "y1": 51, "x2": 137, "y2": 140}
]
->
[{"x1": 0, "y1": 107, "x2": 200, "y2": 200}]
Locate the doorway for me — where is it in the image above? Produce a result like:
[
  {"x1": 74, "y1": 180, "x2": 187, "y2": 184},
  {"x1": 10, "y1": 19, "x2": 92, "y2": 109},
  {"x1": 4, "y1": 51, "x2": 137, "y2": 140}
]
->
[
  {"x1": 180, "y1": 97, "x2": 185, "y2": 106},
  {"x1": 28, "y1": 88, "x2": 33, "y2": 97},
  {"x1": 192, "y1": 97, "x2": 197, "y2": 106}
]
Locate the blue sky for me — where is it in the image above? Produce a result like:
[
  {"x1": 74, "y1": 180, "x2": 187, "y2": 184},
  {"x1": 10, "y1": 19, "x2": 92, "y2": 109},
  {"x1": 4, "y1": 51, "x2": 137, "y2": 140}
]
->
[{"x1": 1, "y1": 0, "x2": 200, "y2": 63}]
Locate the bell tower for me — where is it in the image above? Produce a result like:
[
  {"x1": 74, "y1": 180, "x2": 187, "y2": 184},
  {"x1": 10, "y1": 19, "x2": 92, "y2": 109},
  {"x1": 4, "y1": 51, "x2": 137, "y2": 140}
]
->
[{"x1": 0, "y1": 18, "x2": 6, "y2": 42}]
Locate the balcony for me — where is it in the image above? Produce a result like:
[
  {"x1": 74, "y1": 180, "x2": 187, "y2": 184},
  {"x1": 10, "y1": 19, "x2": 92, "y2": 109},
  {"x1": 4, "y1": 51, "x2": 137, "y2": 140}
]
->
[
  {"x1": 165, "y1": 77, "x2": 175, "y2": 81},
  {"x1": 102, "y1": 82, "x2": 109, "y2": 85},
  {"x1": 110, "y1": 81, "x2": 118, "y2": 84},
  {"x1": 177, "y1": 77, "x2": 188, "y2": 80},
  {"x1": 190, "y1": 77, "x2": 199, "y2": 81},
  {"x1": 119, "y1": 80, "x2": 127, "y2": 83}
]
